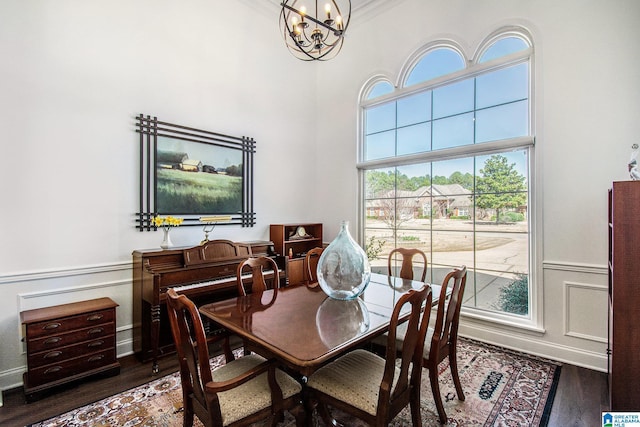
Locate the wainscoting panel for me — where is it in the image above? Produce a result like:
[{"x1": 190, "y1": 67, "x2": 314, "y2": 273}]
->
[
  {"x1": 459, "y1": 260, "x2": 609, "y2": 372},
  {"x1": 564, "y1": 281, "x2": 607, "y2": 343}
]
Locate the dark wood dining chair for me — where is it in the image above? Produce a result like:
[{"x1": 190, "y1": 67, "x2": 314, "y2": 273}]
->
[
  {"x1": 165, "y1": 288, "x2": 305, "y2": 427},
  {"x1": 236, "y1": 256, "x2": 280, "y2": 296},
  {"x1": 371, "y1": 265, "x2": 468, "y2": 423},
  {"x1": 387, "y1": 247, "x2": 428, "y2": 283},
  {"x1": 424, "y1": 265, "x2": 467, "y2": 424},
  {"x1": 305, "y1": 285, "x2": 433, "y2": 427},
  {"x1": 305, "y1": 247, "x2": 324, "y2": 287},
  {"x1": 236, "y1": 256, "x2": 282, "y2": 355}
]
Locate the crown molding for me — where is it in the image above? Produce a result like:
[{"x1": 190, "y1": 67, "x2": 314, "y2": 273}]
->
[{"x1": 265, "y1": 0, "x2": 393, "y2": 14}]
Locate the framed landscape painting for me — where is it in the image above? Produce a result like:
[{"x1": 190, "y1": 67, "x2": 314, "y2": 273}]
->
[{"x1": 136, "y1": 114, "x2": 255, "y2": 230}]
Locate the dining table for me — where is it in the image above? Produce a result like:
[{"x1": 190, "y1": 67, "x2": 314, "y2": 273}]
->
[{"x1": 199, "y1": 272, "x2": 444, "y2": 377}]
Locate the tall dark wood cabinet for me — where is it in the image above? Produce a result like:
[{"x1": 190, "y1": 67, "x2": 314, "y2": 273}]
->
[{"x1": 608, "y1": 181, "x2": 640, "y2": 410}]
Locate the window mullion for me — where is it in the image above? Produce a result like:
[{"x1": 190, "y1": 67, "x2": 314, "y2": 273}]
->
[{"x1": 357, "y1": 136, "x2": 534, "y2": 171}]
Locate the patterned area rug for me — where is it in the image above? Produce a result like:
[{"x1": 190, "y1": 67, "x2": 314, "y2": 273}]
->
[{"x1": 28, "y1": 338, "x2": 561, "y2": 427}]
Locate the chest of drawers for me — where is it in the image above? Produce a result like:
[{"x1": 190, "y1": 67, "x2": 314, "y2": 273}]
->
[{"x1": 21, "y1": 297, "x2": 120, "y2": 400}]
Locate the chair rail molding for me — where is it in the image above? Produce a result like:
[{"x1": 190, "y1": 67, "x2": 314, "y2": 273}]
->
[
  {"x1": 0, "y1": 261, "x2": 132, "y2": 285},
  {"x1": 542, "y1": 260, "x2": 608, "y2": 275}
]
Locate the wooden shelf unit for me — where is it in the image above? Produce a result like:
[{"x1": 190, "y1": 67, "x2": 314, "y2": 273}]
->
[
  {"x1": 270, "y1": 223, "x2": 323, "y2": 286},
  {"x1": 608, "y1": 181, "x2": 640, "y2": 410},
  {"x1": 21, "y1": 297, "x2": 120, "y2": 401}
]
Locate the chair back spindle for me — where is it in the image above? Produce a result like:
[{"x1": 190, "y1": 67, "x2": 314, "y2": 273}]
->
[
  {"x1": 387, "y1": 248, "x2": 428, "y2": 283},
  {"x1": 236, "y1": 256, "x2": 280, "y2": 296},
  {"x1": 305, "y1": 247, "x2": 324, "y2": 287}
]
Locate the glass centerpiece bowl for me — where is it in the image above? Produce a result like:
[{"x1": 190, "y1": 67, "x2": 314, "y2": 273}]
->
[{"x1": 317, "y1": 220, "x2": 371, "y2": 300}]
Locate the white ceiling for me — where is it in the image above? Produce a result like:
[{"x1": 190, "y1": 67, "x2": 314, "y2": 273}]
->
[
  {"x1": 268, "y1": 0, "x2": 390, "y2": 13},
  {"x1": 349, "y1": 0, "x2": 389, "y2": 11}
]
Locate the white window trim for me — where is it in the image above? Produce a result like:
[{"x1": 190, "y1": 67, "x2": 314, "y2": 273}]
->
[{"x1": 356, "y1": 26, "x2": 541, "y2": 332}]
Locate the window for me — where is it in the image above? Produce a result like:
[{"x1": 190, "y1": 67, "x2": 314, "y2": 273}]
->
[
  {"x1": 359, "y1": 29, "x2": 534, "y2": 322},
  {"x1": 367, "y1": 81, "x2": 394, "y2": 100}
]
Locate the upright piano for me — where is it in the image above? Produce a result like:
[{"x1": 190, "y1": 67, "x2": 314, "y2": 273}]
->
[{"x1": 132, "y1": 239, "x2": 280, "y2": 373}]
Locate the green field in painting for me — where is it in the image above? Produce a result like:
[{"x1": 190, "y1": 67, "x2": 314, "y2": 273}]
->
[{"x1": 156, "y1": 169, "x2": 242, "y2": 214}]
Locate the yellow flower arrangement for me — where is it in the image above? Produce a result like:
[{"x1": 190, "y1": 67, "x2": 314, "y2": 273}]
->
[{"x1": 152, "y1": 215, "x2": 184, "y2": 230}]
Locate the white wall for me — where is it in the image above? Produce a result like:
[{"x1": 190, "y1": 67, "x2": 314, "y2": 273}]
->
[
  {"x1": 1, "y1": 0, "x2": 639, "y2": 391},
  {"x1": 0, "y1": 0, "x2": 321, "y2": 390},
  {"x1": 314, "y1": 0, "x2": 640, "y2": 369}
]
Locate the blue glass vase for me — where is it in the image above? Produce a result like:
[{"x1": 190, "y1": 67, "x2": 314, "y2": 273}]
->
[{"x1": 317, "y1": 221, "x2": 371, "y2": 300}]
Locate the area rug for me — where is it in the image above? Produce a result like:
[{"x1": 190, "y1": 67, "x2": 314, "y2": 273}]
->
[{"x1": 27, "y1": 338, "x2": 561, "y2": 427}]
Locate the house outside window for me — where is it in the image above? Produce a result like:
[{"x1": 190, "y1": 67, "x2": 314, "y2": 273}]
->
[{"x1": 358, "y1": 28, "x2": 534, "y2": 322}]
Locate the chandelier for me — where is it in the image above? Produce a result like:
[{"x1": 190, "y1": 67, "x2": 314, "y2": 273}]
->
[{"x1": 280, "y1": 0, "x2": 351, "y2": 61}]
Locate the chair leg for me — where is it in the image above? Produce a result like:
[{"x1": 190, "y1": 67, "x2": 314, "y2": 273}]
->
[
  {"x1": 270, "y1": 412, "x2": 285, "y2": 427},
  {"x1": 410, "y1": 385, "x2": 423, "y2": 427},
  {"x1": 449, "y1": 349, "x2": 465, "y2": 401},
  {"x1": 177, "y1": 397, "x2": 195, "y2": 427},
  {"x1": 303, "y1": 391, "x2": 316, "y2": 425},
  {"x1": 317, "y1": 401, "x2": 333, "y2": 426},
  {"x1": 222, "y1": 337, "x2": 235, "y2": 362},
  {"x1": 290, "y1": 403, "x2": 307, "y2": 427},
  {"x1": 182, "y1": 405, "x2": 194, "y2": 427},
  {"x1": 317, "y1": 401, "x2": 344, "y2": 427},
  {"x1": 429, "y1": 367, "x2": 448, "y2": 424}
]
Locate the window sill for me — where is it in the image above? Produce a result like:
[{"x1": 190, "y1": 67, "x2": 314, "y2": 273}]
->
[{"x1": 459, "y1": 307, "x2": 545, "y2": 336}]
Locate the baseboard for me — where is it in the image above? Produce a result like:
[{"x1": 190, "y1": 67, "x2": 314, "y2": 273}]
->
[
  {"x1": 0, "y1": 365, "x2": 27, "y2": 394},
  {"x1": 461, "y1": 323, "x2": 607, "y2": 372}
]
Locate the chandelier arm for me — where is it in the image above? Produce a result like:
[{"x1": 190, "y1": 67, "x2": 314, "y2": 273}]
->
[
  {"x1": 287, "y1": 41, "x2": 342, "y2": 61},
  {"x1": 322, "y1": 38, "x2": 340, "y2": 48},
  {"x1": 281, "y1": 3, "x2": 342, "y2": 34}
]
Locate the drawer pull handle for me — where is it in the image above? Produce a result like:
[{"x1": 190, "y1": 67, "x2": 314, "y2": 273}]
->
[
  {"x1": 87, "y1": 314, "x2": 104, "y2": 321},
  {"x1": 43, "y1": 323, "x2": 61, "y2": 330},
  {"x1": 87, "y1": 340, "x2": 104, "y2": 348},
  {"x1": 87, "y1": 327, "x2": 104, "y2": 335},
  {"x1": 43, "y1": 337, "x2": 62, "y2": 345},
  {"x1": 88, "y1": 355, "x2": 104, "y2": 362},
  {"x1": 44, "y1": 366, "x2": 62, "y2": 374},
  {"x1": 44, "y1": 351, "x2": 62, "y2": 359}
]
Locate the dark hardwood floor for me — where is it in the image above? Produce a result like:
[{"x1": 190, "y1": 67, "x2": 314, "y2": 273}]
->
[
  {"x1": 0, "y1": 348, "x2": 608, "y2": 427},
  {"x1": 548, "y1": 363, "x2": 609, "y2": 426}
]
